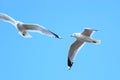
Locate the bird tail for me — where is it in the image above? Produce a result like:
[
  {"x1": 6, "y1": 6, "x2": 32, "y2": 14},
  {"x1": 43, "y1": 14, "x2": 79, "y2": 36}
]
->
[
  {"x1": 18, "y1": 31, "x2": 32, "y2": 38},
  {"x1": 92, "y1": 39, "x2": 101, "y2": 44}
]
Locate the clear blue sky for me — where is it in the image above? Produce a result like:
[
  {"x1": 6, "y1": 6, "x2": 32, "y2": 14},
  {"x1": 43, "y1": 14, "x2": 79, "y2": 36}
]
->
[{"x1": 0, "y1": 0, "x2": 120, "y2": 80}]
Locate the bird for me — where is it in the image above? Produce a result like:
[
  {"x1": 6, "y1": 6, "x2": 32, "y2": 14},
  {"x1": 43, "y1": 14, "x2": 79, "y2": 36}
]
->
[
  {"x1": 68, "y1": 28, "x2": 100, "y2": 70},
  {"x1": 0, "y1": 13, "x2": 61, "y2": 38}
]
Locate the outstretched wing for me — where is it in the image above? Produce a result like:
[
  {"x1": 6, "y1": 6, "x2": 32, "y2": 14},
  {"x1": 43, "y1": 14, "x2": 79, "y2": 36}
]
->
[
  {"x1": 82, "y1": 28, "x2": 97, "y2": 37},
  {"x1": 68, "y1": 40, "x2": 85, "y2": 69},
  {"x1": 0, "y1": 13, "x2": 17, "y2": 25},
  {"x1": 22, "y1": 24, "x2": 61, "y2": 38}
]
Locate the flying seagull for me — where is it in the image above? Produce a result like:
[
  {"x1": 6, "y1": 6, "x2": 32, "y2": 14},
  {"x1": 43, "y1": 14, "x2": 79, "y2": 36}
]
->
[
  {"x1": 68, "y1": 28, "x2": 100, "y2": 70},
  {"x1": 0, "y1": 13, "x2": 61, "y2": 38}
]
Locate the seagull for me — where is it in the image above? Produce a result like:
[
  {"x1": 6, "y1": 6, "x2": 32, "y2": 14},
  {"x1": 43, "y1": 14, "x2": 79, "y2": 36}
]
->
[
  {"x1": 68, "y1": 28, "x2": 100, "y2": 70},
  {"x1": 0, "y1": 13, "x2": 61, "y2": 38}
]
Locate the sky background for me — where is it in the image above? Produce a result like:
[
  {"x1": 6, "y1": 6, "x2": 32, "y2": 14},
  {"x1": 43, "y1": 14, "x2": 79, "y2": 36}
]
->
[{"x1": 0, "y1": 0, "x2": 120, "y2": 80}]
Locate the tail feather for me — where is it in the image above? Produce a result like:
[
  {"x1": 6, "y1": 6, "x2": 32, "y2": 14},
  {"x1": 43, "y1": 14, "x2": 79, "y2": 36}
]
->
[
  {"x1": 19, "y1": 31, "x2": 32, "y2": 38},
  {"x1": 92, "y1": 40, "x2": 100, "y2": 44}
]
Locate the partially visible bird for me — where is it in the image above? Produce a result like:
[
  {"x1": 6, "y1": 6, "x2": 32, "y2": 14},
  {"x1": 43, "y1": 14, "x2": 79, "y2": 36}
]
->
[
  {"x1": 68, "y1": 28, "x2": 100, "y2": 70},
  {"x1": 0, "y1": 13, "x2": 61, "y2": 38}
]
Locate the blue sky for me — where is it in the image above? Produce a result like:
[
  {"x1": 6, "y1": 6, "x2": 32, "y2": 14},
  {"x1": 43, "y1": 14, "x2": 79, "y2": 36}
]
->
[{"x1": 0, "y1": 0, "x2": 120, "y2": 80}]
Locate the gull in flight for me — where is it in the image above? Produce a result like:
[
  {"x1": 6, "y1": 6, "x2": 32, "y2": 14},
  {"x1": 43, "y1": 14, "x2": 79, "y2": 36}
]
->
[
  {"x1": 68, "y1": 28, "x2": 100, "y2": 70},
  {"x1": 0, "y1": 13, "x2": 61, "y2": 38}
]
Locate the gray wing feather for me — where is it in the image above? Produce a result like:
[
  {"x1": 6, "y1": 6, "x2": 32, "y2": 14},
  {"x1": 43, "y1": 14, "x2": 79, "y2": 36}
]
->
[
  {"x1": 0, "y1": 13, "x2": 17, "y2": 25},
  {"x1": 68, "y1": 40, "x2": 84, "y2": 63},
  {"x1": 81, "y1": 28, "x2": 93, "y2": 37},
  {"x1": 22, "y1": 24, "x2": 60, "y2": 38}
]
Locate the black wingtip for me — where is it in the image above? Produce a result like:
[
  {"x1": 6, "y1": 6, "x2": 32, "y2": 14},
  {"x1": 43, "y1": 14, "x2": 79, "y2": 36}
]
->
[
  {"x1": 55, "y1": 35, "x2": 62, "y2": 39},
  {"x1": 50, "y1": 31, "x2": 61, "y2": 39},
  {"x1": 53, "y1": 33, "x2": 61, "y2": 39},
  {"x1": 68, "y1": 58, "x2": 73, "y2": 70}
]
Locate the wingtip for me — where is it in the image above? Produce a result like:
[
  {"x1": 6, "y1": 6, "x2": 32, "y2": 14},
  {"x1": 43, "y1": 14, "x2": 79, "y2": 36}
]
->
[
  {"x1": 49, "y1": 31, "x2": 62, "y2": 39},
  {"x1": 54, "y1": 35, "x2": 62, "y2": 39},
  {"x1": 84, "y1": 28, "x2": 99, "y2": 32},
  {"x1": 68, "y1": 58, "x2": 73, "y2": 70},
  {"x1": 68, "y1": 66, "x2": 71, "y2": 70},
  {"x1": 93, "y1": 29, "x2": 99, "y2": 32}
]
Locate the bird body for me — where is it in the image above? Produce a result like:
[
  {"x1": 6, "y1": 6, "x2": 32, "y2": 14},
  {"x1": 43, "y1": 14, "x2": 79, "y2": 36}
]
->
[
  {"x1": 0, "y1": 13, "x2": 61, "y2": 38},
  {"x1": 68, "y1": 28, "x2": 100, "y2": 69}
]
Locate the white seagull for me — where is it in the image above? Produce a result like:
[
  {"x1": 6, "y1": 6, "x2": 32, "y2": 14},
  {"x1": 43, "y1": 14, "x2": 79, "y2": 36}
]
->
[
  {"x1": 68, "y1": 28, "x2": 100, "y2": 69},
  {"x1": 0, "y1": 13, "x2": 61, "y2": 38}
]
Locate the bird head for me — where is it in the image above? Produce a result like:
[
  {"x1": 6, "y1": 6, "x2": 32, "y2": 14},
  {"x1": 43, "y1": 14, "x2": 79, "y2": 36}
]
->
[{"x1": 71, "y1": 33, "x2": 80, "y2": 38}]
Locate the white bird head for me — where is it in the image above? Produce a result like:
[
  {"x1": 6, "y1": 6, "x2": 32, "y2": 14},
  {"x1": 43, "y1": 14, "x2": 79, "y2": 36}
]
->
[
  {"x1": 16, "y1": 21, "x2": 22, "y2": 24},
  {"x1": 71, "y1": 33, "x2": 80, "y2": 38}
]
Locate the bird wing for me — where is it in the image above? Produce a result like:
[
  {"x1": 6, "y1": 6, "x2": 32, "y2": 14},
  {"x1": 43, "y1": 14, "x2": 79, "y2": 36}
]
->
[
  {"x1": 0, "y1": 13, "x2": 17, "y2": 25},
  {"x1": 22, "y1": 24, "x2": 61, "y2": 38},
  {"x1": 68, "y1": 40, "x2": 85, "y2": 69},
  {"x1": 81, "y1": 28, "x2": 94, "y2": 37}
]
